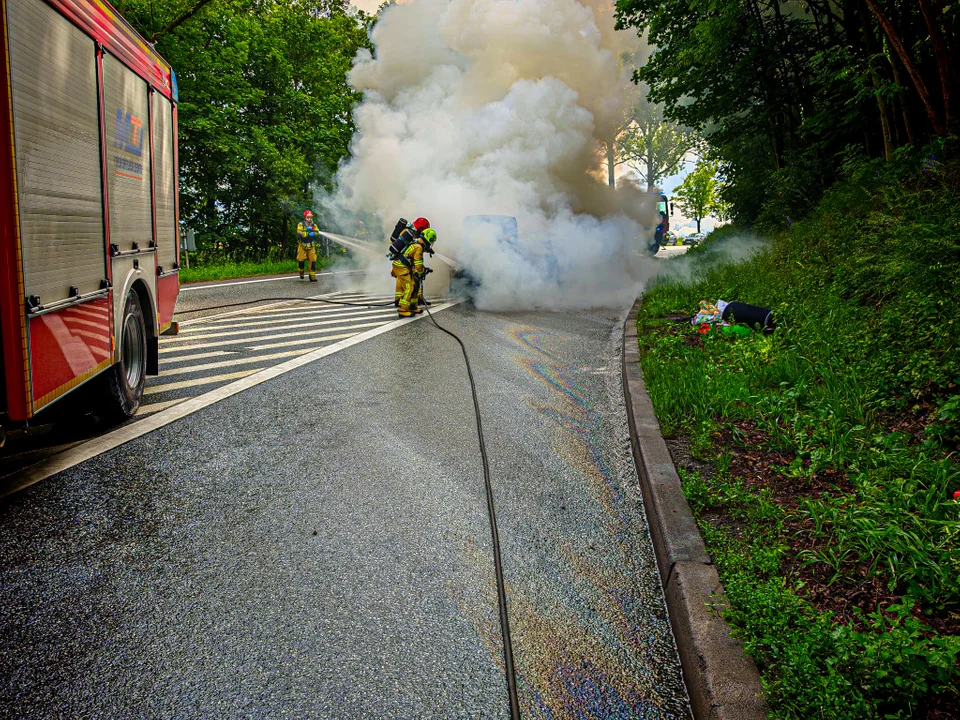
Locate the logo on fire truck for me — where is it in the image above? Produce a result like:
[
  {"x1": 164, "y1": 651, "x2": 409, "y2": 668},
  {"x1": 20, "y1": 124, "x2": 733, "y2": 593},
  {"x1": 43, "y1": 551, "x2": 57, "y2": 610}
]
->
[{"x1": 113, "y1": 108, "x2": 144, "y2": 180}]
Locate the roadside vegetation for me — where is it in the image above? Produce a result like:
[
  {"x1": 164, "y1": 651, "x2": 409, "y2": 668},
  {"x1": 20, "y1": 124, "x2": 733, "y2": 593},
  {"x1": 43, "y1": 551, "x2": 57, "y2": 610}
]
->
[
  {"x1": 115, "y1": 0, "x2": 371, "y2": 262},
  {"x1": 637, "y1": 143, "x2": 960, "y2": 718},
  {"x1": 178, "y1": 258, "x2": 325, "y2": 284}
]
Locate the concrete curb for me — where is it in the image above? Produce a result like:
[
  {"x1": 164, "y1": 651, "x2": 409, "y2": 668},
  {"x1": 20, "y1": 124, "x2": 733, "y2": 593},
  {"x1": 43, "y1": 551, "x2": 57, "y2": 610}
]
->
[{"x1": 622, "y1": 298, "x2": 771, "y2": 720}]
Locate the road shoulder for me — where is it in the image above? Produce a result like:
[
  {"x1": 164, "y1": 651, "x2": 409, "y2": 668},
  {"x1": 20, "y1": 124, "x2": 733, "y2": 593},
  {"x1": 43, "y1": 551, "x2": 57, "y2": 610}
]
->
[{"x1": 622, "y1": 297, "x2": 771, "y2": 720}]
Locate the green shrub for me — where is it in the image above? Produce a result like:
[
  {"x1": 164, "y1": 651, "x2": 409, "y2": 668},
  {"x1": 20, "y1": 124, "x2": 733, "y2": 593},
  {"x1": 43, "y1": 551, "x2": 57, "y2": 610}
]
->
[{"x1": 639, "y1": 140, "x2": 960, "y2": 717}]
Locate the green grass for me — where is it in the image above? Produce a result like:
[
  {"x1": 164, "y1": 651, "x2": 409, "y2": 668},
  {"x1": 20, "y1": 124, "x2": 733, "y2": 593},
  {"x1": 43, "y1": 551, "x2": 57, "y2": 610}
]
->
[
  {"x1": 179, "y1": 257, "x2": 330, "y2": 284},
  {"x1": 639, "y1": 141, "x2": 960, "y2": 718}
]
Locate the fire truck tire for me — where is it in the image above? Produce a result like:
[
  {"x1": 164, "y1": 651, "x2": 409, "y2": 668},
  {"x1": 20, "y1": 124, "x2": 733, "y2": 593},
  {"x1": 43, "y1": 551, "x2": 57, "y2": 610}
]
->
[{"x1": 100, "y1": 289, "x2": 147, "y2": 421}]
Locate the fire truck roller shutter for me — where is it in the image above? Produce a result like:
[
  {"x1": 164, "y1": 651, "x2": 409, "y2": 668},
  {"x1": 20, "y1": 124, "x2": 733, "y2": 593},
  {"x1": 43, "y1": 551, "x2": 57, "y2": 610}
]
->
[
  {"x1": 152, "y1": 92, "x2": 176, "y2": 269},
  {"x1": 103, "y1": 53, "x2": 157, "y2": 346},
  {"x1": 7, "y1": 0, "x2": 105, "y2": 303},
  {"x1": 103, "y1": 54, "x2": 154, "y2": 254}
]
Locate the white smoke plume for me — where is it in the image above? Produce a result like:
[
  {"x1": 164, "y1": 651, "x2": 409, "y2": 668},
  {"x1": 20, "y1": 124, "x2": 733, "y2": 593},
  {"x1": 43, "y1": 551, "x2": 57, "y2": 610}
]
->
[
  {"x1": 326, "y1": 0, "x2": 660, "y2": 310},
  {"x1": 658, "y1": 232, "x2": 770, "y2": 286}
]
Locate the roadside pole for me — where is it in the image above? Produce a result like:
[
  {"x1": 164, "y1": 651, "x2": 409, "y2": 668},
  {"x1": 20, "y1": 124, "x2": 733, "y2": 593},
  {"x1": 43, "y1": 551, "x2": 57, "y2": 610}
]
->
[{"x1": 182, "y1": 228, "x2": 196, "y2": 269}]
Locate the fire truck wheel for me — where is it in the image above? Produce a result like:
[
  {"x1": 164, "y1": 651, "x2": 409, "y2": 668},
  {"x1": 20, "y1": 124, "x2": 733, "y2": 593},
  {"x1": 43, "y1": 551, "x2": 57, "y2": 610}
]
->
[{"x1": 100, "y1": 289, "x2": 147, "y2": 421}]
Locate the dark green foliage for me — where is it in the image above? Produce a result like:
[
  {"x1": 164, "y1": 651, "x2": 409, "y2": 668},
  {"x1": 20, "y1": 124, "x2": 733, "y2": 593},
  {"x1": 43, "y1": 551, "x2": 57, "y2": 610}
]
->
[
  {"x1": 115, "y1": 0, "x2": 371, "y2": 260},
  {"x1": 615, "y1": 0, "x2": 959, "y2": 226},
  {"x1": 684, "y1": 469, "x2": 960, "y2": 719},
  {"x1": 637, "y1": 145, "x2": 960, "y2": 717}
]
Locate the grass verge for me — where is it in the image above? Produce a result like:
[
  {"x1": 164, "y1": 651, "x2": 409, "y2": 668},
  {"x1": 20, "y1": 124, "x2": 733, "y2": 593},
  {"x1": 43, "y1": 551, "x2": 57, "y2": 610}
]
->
[
  {"x1": 179, "y1": 257, "x2": 330, "y2": 284},
  {"x1": 638, "y1": 142, "x2": 960, "y2": 719}
]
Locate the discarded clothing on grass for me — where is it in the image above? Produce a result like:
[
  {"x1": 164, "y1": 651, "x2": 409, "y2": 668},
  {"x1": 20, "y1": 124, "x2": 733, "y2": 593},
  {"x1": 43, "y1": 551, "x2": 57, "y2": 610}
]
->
[
  {"x1": 692, "y1": 299, "x2": 728, "y2": 325},
  {"x1": 721, "y1": 301, "x2": 775, "y2": 331},
  {"x1": 692, "y1": 299, "x2": 774, "y2": 332}
]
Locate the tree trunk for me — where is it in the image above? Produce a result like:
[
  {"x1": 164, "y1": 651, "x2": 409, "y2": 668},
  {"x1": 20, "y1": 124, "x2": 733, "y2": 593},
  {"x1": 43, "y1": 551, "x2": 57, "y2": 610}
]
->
[
  {"x1": 863, "y1": 0, "x2": 945, "y2": 135},
  {"x1": 918, "y1": 0, "x2": 952, "y2": 134},
  {"x1": 606, "y1": 137, "x2": 615, "y2": 188},
  {"x1": 887, "y1": 49, "x2": 918, "y2": 144},
  {"x1": 875, "y1": 89, "x2": 894, "y2": 161},
  {"x1": 696, "y1": 217, "x2": 701, "y2": 233},
  {"x1": 647, "y1": 154, "x2": 654, "y2": 191},
  {"x1": 205, "y1": 194, "x2": 216, "y2": 233},
  {"x1": 862, "y1": 12, "x2": 895, "y2": 159}
]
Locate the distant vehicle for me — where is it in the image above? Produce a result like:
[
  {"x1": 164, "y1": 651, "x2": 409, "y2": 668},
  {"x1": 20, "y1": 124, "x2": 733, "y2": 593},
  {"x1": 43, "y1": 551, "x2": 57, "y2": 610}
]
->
[
  {"x1": 685, "y1": 233, "x2": 707, "y2": 246},
  {"x1": 651, "y1": 192, "x2": 671, "y2": 252},
  {"x1": 1, "y1": 0, "x2": 180, "y2": 435}
]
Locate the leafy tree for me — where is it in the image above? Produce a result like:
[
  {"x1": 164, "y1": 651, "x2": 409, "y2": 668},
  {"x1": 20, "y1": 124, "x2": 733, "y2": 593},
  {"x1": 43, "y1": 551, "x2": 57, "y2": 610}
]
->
[
  {"x1": 616, "y1": 92, "x2": 699, "y2": 190},
  {"x1": 614, "y1": 0, "x2": 960, "y2": 226},
  {"x1": 673, "y1": 160, "x2": 727, "y2": 233},
  {"x1": 115, "y1": 0, "x2": 371, "y2": 259},
  {"x1": 598, "y1": 74, "x2": 698, "y2": 191}
]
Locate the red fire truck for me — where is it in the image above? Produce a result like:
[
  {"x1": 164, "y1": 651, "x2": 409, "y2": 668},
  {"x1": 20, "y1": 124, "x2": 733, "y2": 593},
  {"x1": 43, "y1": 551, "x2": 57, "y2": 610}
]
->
[{"x1": 0, "y1": 0, "x2": 179, "y2": 438}]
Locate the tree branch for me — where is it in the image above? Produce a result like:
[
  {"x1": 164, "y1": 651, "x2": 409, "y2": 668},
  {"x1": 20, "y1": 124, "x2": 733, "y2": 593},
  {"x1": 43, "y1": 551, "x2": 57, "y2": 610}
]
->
[{"x1": 151, "y1": 0, "x2": 221, "y2": 42}]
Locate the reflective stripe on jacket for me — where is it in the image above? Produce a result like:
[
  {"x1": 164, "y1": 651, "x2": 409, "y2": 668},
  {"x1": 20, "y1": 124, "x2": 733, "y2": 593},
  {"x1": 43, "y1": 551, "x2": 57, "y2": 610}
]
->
[
  {"x1": 392, "y1": 239, "x2": 425, "y2": 273},
  {"x1": 297, "y1": 222, "x2": 318, "y2": 244}
]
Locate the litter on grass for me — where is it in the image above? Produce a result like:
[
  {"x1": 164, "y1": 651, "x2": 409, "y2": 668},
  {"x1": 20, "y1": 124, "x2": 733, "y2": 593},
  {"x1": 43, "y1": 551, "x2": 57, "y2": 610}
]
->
[{"x1": 692, "y1": 299, "x2": 775, "y2": 333}]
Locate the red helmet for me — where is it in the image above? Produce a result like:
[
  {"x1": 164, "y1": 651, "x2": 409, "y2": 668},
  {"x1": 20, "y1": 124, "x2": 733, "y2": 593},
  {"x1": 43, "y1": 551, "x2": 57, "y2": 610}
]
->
[
  {"x1": 303, "y1": 209, "x2": 314, "y2": 219},
  {"x1": 412, "y1": 217, "x2": 430, "y2": 232}
]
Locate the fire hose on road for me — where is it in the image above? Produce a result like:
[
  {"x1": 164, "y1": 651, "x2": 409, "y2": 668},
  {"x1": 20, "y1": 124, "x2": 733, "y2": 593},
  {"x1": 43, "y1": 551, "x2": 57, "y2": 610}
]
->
[{"x1": 184, "y1": 292, "x2": 522, "y2": 720}]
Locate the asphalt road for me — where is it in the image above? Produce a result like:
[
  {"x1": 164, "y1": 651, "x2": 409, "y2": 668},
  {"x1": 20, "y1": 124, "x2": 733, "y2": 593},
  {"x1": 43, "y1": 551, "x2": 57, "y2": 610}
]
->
[
  {"x1": 655, "y1": 245, "x2": 690, "y2": 259},
  {"x1": 0, "y1": 296, "x2": 690, "y2": 718},
  {"x1": 0, "y1": 270, "x2": 401, "y2": 482},
  {"x1": 174, "y1": 265, "x2": 369, "y2": 322}
]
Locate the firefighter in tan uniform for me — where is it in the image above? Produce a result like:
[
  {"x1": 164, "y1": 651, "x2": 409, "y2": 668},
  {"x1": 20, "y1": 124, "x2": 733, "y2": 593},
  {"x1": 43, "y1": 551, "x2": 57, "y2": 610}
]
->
[
  {"x1": 297, "y1": 209, "x2": 320, "y2": 281},
  {"x1": 393, "y1": 228, "x2": 436, "y2": 317}
]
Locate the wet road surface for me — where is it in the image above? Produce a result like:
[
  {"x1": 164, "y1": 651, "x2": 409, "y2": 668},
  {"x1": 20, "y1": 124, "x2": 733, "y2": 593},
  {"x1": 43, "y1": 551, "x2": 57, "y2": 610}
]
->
[
  {"x1": 0, "y1": 302, "x2": 690, "y2": 718},
  {"x1": 0, "y1": 271, "x2": 397, "y2": 481}
]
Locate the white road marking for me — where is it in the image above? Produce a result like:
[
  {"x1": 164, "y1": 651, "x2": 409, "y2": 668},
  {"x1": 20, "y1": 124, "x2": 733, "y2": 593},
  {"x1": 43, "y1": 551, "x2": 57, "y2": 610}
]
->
[
  {"x1": 177, "y1": 268, "x2": 364, "y2": 292},
  {"x1": 162, "y1": 319, "x2": 391, "y2": 347},
  {"x1": 161, "y1": 350, "x2": 238, "y2": 364},
  {"x1": 181, "y1": 294, "x2": 393, "y2": 326},
  {"x1": 247, "y1": 330, "x2": 378, "y2": 351},
  {"x1": 135, "y1": 398, "x2": 185, "y2": 416},
  {"x1": 174, "y1": 289, "x2": 385, "y2": 326},
  {"x1": 226, "y1": 293, "x2": 391, "y2": 310},
  {"x1": 144, "y1": 369, "x2": 263, "y2": 395},
  {"x1": 183, "y1": 303, "x2": 384, "y2": 330},
  {"x1": 158, "y1": 348, "x2": 313, "y2": 376},
  {"x1": 182, "y1": 306, "x2": 395, "y2": 332},
  {"x1": 219, "y1": 293, "x2": 392, "y2": 316},
  {"x1": 1, "y1": 299, "x2": 462, "y2": 497},
  {"x1": 172, "y1": 310, "x2": 397, "y2": 342},
  {"x1": 176, "y1": 299, "x2": 294, "y2": 326},
  {"x1": 159, "y1": 340, "x2": 229, "y2": 354}
]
